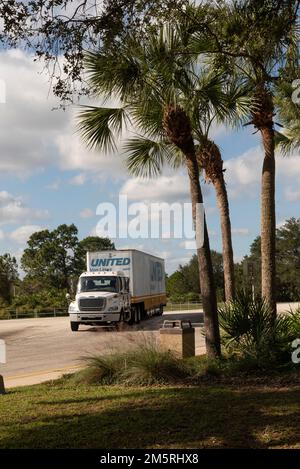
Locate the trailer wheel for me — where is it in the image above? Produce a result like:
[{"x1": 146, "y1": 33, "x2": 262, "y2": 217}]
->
[
  {"x1": 127, "y1": 308, "x2": 135, "y2": 325},
  {"x1": 70, "y1": 322, "x2": 79, "y2": 332},
  {"x1": 136, "y1": 306, "x2": 141, "y2": 324},
  {"x1": 159, "y1": 305, "x2": 164, "y2": 316}
]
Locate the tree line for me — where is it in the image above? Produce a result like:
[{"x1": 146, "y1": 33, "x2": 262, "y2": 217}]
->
[
  {"x1": 1, "y1": 217, "x2": 299, "y2": 314},
  {"x1": 167, "y1": 218, "x2": 300, "y2": 304},
  {"x1": 0, "y1": 225, "x2": 114, "y2": 315}
]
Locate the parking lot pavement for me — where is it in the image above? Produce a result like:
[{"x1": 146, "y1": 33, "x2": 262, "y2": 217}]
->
[{"x1": 0, "y1": 311, "x2": 205, "y2": 388}]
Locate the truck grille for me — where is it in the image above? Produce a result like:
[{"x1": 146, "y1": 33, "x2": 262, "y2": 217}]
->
[{"x1": 79, "y1": 298, "x2": 106, "y2": 311}]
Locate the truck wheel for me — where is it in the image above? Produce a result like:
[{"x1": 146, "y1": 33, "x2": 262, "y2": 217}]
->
[
  {"x1": 116, "y1": 311, "x2": 125, "y2": 330},
  {"x1": 128, "y1": 307, "x2": 139, "y2": 325},
  {"x1": 70, "y1": 322, "x2": 79, "y2": 332},
  {"x1": 136, "y1": 306, "x2": 141, "y2": 324}
]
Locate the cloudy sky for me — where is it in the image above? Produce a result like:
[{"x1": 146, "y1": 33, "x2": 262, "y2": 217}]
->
[{"x1": 0, "y1": 49, "x2": 299, "y2": 273}]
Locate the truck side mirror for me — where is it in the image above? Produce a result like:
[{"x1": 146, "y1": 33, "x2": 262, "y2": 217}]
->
[{"x1": 66, "y1": 293, "x2": 71, "y2": 301}]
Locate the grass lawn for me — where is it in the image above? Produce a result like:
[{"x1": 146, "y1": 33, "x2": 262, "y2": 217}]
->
[{"x1": 1, "y1": 378, "x2": 300, "y2": 449}]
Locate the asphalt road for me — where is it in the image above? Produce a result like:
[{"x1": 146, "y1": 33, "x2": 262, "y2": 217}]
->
[{"x1": 0, "y1": 311, "x2": 205, "y2": 388}]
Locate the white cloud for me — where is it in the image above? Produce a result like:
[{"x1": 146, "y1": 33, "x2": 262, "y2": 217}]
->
[
  {"x1": 0, "y1": 191, "x2": 49, "y2": 226},
  {"x1": 69, "y1": 173, "x2": 87, "y2": 186},
  {"x1": 224, "y1": 146, "x2": 300, "y2": 200},
  {"x1": 0, "y1": 49, "x2": 128, "y2": 180},
  {"x1": 285, "y1": 188, "x2": 300, "y2": 202},
  {"x1": 276, "y1": 220, "x2": 287, "y2": 229},
  {"x1": 224, "y1": 147, "x2": 261, "y2": 198},
  {"x1": 234, "y1": 255, "x2": 244, "y2": 263},
  {"x1": 120, "y1": 172, "x2": 210, "y2": 203},
  {"x1": 80, "y1": 208, "x2": 94, "y2": 219},
  {"x1": 232, "y1": 228, "x2": 250, "y2": 236},
  {"x1": 278, "y1": 154, "x2": 300, "y2": 183},
  {"x1": 45, "y1": 180, "x2": 60, "y2": 191},
  {"x1": 55, "y1": 118, "x2": 130, "y2": 181},
  {"x1": 9, "y1": 225, "x2": 44, "y2": 245},
  {"x1": 166, "y1": 253, "x2": 194, "y2": 273},
  {"x1": 0, "y1": 50, "x2": 68, "y2": 176}
]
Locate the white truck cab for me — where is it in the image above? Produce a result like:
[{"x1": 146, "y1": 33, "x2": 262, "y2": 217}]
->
[
  {"x1": 69, "y1": 271, "x2": 131, "y2": 331},
  {"x1": 68, "y1": 249, "x2": 166, "y2": 331}
]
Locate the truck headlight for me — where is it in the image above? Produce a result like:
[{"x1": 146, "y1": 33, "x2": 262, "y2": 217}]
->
[
  {"x1": 107, "y1": 305, "x2": 119, "y2": 312},
  {"x1": 69, "y1": 303, "x2": 78, "y2": 312}
]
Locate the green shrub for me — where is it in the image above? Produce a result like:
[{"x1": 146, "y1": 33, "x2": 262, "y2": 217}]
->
[
  {"x1": 218, "y1": 292, "x2": 295, "y2": 367},
  {"x1": 72, "y1": 352, "x2": 127, "y2": 385},
  {"x1": 120, "y1": 342, "x2": 188, "y2": 385},
  {"x1": 75, "y1": 339, "x2": 189, "y2": 386},
  {"x1": 287, "y1": 307, "x2": 300, "y2": 337},
  {"x1": 185, "y1": 292, "x2": 200, "y2": 302},
  {"x1": 186, "y1": 355, "x2": 224, "y2": 378}
]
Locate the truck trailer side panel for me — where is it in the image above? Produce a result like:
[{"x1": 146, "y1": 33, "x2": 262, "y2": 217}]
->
[{"x1": 87, "y1": 250, "x2": 166, "y2": 310}]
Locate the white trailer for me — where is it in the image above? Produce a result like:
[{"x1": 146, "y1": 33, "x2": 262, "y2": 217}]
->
[{"x1": 68, "y1": 249, "x2": 166, "y2": 331}]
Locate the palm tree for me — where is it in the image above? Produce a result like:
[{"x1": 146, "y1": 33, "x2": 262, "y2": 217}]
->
[
  {"x1": 190, "y1": 0, "x2": 300, "y2": 317},
  {"x1": 126, "y1": 72, "x2": 251, "y2": 303},
  {"x1": 197, "y1": 137, "x2": 235, "y2": 301},
  {"x1": 78, "y1": 26, "x2": 222, "y2": 356},
  {"x1": 192, "y1": 77, "x2": 251, "y2": 303}
]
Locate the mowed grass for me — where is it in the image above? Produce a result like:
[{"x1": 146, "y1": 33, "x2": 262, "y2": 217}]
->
[{"x1": 1, "y1": 379, "x2": 300, "y2": 449}]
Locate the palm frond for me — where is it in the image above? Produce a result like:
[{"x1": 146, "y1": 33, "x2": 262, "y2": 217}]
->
[
  {"x1": 125, "y1": 136, "x2": 183, "y2": 178},
  {"x1": 84, "y1": 45, "x2": 143, "y2": 102},
  {"x1": 275, "y1": 128, "x2": 300, "y2": 155},
  {"x1": 77, "y1": 106, "x2": 130, "y2": 153},
  {"x1": 130, "y1": 97, "x2": 165, "y2": 138}
]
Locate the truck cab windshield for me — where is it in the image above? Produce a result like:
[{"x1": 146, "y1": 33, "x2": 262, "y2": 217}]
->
[{"x1": 78, "y1": 276, "x2": 119, "y2": 293}]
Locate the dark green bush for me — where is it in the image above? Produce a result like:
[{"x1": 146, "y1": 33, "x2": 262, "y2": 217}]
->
[{"x1": 218, "y1": 292, "x2": 299, "y2": 368}]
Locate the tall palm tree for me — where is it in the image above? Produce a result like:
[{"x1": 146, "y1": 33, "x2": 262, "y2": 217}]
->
[
  {"x1": 197, "y1": 137, "x2": 235, "y2": 301},
  {"x1": 191, "y1": 0, "x2": 300, "y2": 317},
  {"x1": 126, "y1": 73, "x2": 251, "y2": 302},
  {"x1": 78, "y1": 26, "x2": 222, "y2": 356},
  {"x1": 191, "y1": 77, "x2": 251, "y2": 302}
]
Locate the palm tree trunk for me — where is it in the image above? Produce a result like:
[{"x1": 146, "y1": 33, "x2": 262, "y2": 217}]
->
[
  {"x1": 260, "y1": 126, "x2": 276, "y2": 317},
  {"x1": 163, "y1": 106, "x2": 221, "y2": 357},
  {"x1": 185, "y1": 153, "x2": 221, "y2": 357},
  {"x1": 214, "y1": 176, "x2": 235, "y2": 302}
]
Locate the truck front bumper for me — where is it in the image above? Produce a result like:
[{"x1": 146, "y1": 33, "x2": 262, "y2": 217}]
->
[{"x1": 69, "y1": 312, "x2": 121, "y2": 324}]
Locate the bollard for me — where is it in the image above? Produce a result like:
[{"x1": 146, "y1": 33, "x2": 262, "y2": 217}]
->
[
  {"x1": 0, "y1": 375, "x2": 5, "y2": 394},
  {"x1": 159, "y1": 320, "x2": 195, "y2": 358}
]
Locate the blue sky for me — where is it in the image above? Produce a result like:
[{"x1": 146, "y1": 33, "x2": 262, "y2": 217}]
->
[{"x1": 0, "y1": 49, "x2": 299, "y2": 274}]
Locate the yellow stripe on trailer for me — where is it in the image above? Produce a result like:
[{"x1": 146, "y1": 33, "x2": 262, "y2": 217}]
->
[{"x1": 131, "y1": 294, "x2": 167, "y2": 310}]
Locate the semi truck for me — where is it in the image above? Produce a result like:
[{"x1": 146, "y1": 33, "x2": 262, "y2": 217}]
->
[{"x1": 68, "y1": 249, "x2": 166, "y2": 331}]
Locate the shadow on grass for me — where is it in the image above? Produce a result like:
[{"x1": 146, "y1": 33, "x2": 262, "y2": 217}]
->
[{"x1": 1, "y1": 385, "x2": 300, "y2": 449}]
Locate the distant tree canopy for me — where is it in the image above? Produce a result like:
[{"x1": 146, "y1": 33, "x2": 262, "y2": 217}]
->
[
  {"x1": 79, "y1": 236, "x2": 115, "y2": 254},
  {"x1": 0, "y1": 253, "x2": 18, "y2": 305},
  {"x1": 243, "y1": 218, "x2": 300, "y2": 302},
  {"x1": 167, "y1": 218, "x2": 300, "y2": 303},
  {"x1": 21, "y1": 224, "x2": 115, "y2": 290},
  {"x1": 1, "y1": 218, "x2": 300, "y2": 312},
  {"x1": 21, "y1": 224, "x2": 82, "y2": 290},
  {"x1": 10, "y1": 224, "x2": 115, "y2": 314},
  {"x1": 167, "y1": 251, "x2": 225, "y2": 302}
]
